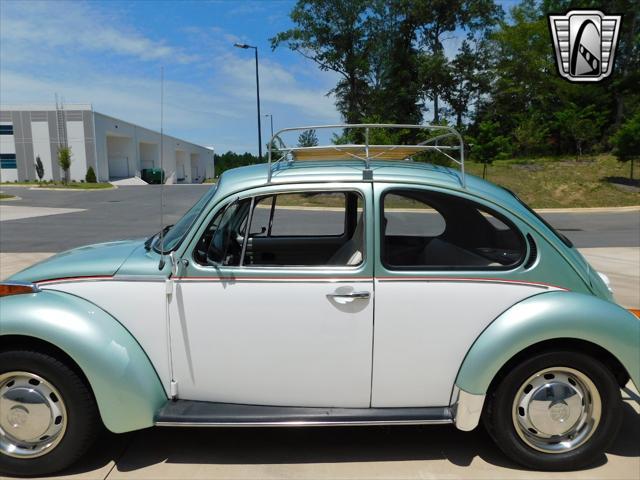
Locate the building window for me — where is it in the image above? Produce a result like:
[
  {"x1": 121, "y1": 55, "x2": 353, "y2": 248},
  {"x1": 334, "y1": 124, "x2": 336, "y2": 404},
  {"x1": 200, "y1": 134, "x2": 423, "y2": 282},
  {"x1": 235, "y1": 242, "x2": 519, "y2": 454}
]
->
[
  {"x1": 0, "y1": 124, "x2": 14, "y2": 135},
  {"x1": 0, "y1": 153, "x2": 17, "y2": 169}
]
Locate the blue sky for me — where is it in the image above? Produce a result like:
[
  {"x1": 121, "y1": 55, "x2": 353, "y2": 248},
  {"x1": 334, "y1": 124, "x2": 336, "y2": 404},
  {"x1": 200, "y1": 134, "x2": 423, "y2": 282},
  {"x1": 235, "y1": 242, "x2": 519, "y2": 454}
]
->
[{"x1": 0, "y1": 0, "x2": 519, "y2": 154}]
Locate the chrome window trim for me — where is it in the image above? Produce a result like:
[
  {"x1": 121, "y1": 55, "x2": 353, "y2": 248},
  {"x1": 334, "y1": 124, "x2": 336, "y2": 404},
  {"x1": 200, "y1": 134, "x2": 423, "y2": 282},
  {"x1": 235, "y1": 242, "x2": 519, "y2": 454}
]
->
[{"x1": 189, "y1": 185, "x2": 370, "y2": 273}]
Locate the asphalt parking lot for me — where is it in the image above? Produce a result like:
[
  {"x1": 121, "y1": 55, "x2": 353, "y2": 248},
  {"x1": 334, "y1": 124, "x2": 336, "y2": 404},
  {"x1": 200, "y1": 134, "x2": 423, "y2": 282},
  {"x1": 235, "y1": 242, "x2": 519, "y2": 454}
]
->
[
  {"x1": 1, "y1": 185, "x2": 639, "y2": 251},
  {"x1": 0, "y1": 185, "x2": 639, "y2": 479}
]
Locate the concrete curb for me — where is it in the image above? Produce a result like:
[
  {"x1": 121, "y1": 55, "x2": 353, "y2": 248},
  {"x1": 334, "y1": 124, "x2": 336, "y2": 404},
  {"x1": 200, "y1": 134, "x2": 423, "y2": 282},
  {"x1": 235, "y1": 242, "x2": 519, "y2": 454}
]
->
[
  {"x1": 28, "y1": 186, "x2": 117, "y2": 192},
  {"x1": 0, "y1": 195, "x2": 21, "y2": 201},
  {"x1": 535, "y1": 206, "x2": 640, "y2": 213}
]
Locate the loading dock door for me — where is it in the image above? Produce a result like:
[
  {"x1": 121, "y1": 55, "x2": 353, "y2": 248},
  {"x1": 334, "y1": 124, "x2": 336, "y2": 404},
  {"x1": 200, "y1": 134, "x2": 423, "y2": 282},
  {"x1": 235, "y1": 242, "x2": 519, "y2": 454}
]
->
[
  {"x1": 177, "y1": 161, "x2": 186, "y2": 182},
  {"x1": 141, "y1": 159, "x2": 154, "y2": 170},
  {"x1": 109, "y1": 156, "x2": 129, "y2": 179}
]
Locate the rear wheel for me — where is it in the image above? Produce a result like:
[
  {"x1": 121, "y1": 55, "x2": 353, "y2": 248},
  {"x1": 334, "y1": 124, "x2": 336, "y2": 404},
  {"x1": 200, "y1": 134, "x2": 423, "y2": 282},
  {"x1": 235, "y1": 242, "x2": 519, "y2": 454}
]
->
[
  {"x1": 484, "y1": 351, "x2": 623, "y2": 470},
  {"x1": 0, "y1": 350, "x2": 101, "y2": 476}
]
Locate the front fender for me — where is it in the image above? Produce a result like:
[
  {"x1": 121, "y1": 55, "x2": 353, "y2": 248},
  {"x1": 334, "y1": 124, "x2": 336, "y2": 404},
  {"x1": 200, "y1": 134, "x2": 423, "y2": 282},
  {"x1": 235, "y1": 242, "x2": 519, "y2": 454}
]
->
[
  {"x1": 0, "y1": 290, "x2": 167, "y2": 433},
  {"x1": 455, "y1": 291, "x2": 640, "y2": 396}
]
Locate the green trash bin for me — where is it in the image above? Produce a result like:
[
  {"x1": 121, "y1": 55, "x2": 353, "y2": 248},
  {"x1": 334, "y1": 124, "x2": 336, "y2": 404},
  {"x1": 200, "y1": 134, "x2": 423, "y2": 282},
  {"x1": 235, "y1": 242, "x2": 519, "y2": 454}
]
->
[{"x1": 141, "y1": 168, "x2": 165, "y2": 184}]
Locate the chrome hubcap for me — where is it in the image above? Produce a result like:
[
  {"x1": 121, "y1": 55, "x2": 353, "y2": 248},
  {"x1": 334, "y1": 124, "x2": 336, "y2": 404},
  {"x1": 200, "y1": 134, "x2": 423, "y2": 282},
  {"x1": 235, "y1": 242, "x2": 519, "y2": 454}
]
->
[
  {"x1": 0, "y1": 372, "x2": 67, "y2": 458},
  {"x1": 512, "y1": 367, "x2": 601, "y2": 453}
]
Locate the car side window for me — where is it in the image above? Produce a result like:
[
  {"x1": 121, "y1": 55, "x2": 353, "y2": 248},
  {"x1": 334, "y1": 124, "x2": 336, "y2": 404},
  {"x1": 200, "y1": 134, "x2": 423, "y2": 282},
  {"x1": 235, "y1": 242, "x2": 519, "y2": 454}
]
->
[
  {"x1": 193, "y1": 198, "x2": 252, "y2": 267},
  {"x1": 195, "y1": 190, "x2": 365, "y2": 268},
  {"x1": 381, "y1": 189, "x2": 525, "y2": 270}
]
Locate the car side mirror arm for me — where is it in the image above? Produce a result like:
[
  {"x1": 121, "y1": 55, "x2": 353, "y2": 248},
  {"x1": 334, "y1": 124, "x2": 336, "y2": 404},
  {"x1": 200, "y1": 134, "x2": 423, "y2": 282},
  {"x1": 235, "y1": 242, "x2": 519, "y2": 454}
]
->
[{"x1": 169, "y1": 251, "x2": 179, "y2": 277}]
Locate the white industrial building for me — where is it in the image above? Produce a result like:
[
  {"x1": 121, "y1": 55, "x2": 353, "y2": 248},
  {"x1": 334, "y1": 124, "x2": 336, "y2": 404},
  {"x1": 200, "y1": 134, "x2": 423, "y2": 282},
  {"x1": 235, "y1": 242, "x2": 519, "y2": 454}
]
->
[{"x1": 0, "y1": 104, "x2": 214, "y2": 184}]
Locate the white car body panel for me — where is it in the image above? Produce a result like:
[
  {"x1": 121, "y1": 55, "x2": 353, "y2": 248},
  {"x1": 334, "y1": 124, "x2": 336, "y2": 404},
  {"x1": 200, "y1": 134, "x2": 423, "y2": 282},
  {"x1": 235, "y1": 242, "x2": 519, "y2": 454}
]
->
[
  {"x1": 169, "y1": 277, "x2": 374, "y2": 407},
  {"x1": 42, "y1": 280, "x2": 172, "y2": 395},
  {"x1": 371, "y1": 279, "x2": 553, "y2": 407}
]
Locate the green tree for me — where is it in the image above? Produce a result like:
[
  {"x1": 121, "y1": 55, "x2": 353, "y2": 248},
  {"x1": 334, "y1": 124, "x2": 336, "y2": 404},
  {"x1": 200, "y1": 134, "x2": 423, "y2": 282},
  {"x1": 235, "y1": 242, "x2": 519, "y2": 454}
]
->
[
  {"x1": 554, "y1": 103, "x2": 605, "y2": 156},
  {"x1": 418, "y1": 51, "x2": 452, "y2": 123},
  {"x1": 513, "y1": 113, "x2": 549, "y2": 156},
  {"x1": 480, "y1": 0, "x2": 555, "y2": 136},
  {"x1": 442, "y1": 40, "x2": 490, "y2": 128},
  {"x1": 266, "y1": 140, "x2": 284, "y2": 161},
  {"x1": 611, "y1": 112, "x2": 640, "y2": 180},
  {"x1": 57, "y1": 147, "x2": 72, "y2": 184},
  {"x1": 271, "y1": 0, "x2": 371, "y2": 124},
  {"x1": 413, "y1": 0, "x2": 502, "y2": 122},
  {"x1": 85, "y1": 166, "x2": 97, "y2": 183},
  {"x1": 214, "y1": 151, "x2": 262, "y2": 177},
  {"x1": 470, "y1": 120, "x2": 511, "y2": 178},
  {"x1": 35, "y1": 156, "x2": 44, "y2": 183},
  {"x1": 365, "y1": 0, "x2": 422, "y2": 125},
  {"x1": 297, "y1": 129, "x2": 319, "y2": 147}
]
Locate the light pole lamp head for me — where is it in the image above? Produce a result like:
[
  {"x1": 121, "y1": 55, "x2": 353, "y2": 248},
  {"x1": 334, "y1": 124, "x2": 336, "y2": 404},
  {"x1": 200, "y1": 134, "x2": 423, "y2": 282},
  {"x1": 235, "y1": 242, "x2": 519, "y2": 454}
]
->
[{"x1": 234, "y1": 43, "x2": 255, "y2": 50}]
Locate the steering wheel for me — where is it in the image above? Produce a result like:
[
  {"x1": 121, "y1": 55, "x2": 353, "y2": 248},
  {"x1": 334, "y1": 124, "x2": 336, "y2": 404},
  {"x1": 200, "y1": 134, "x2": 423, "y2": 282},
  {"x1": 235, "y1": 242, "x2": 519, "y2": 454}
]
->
[{"x1": 207, "y1": 224, "x2": 242, "y2": 265}]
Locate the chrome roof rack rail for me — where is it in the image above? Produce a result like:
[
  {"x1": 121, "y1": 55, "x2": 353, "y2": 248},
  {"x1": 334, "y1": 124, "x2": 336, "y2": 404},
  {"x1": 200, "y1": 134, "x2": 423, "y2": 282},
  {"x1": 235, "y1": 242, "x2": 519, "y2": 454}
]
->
[{"x1": 266, "y1": 123, "x2": 466, "y2": 187}]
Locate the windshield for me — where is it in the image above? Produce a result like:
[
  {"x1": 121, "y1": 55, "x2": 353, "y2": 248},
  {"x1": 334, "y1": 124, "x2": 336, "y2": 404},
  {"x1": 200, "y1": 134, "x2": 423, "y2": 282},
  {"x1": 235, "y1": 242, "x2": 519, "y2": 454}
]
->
[
  {"x1": 503, "y1": 188, "x2": 574, "y2": 248},
  {"x1": 154, "y1": 185, "x2": 218, "y2": 253}
]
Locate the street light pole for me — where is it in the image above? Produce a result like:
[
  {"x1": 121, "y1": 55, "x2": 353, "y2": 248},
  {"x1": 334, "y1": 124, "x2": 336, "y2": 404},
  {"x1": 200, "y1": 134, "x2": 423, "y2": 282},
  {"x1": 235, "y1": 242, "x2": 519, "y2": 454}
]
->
[
  {"x1": 234, "y1": 43, "x2": 262, "y2": 160},
  {"x1": 265, "y1": 114, "x2": 274, "y2": 140}
]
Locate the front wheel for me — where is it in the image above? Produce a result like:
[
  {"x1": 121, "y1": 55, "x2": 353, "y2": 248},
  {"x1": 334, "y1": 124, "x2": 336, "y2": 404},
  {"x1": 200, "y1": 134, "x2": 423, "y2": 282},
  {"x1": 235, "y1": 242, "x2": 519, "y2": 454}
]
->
[
  {"x1": 0, "y1": 350, "x2": 101, "y2": 476},
  {"x1": 483, "y1": 351, "x2": 623, "y2": 470}
]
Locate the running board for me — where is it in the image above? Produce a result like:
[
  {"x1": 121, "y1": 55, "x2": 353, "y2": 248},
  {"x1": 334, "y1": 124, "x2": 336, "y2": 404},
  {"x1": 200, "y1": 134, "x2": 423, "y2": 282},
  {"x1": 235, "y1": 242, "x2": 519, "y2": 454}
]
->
[{"x1": 155, "y1": 400, "x2": 453, "y2": 427}]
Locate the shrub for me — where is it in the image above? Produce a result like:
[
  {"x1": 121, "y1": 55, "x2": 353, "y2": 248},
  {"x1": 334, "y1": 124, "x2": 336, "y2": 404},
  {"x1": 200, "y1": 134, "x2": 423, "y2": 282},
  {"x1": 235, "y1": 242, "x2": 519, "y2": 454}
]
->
[
  {"x1": 85, "y1": 166, "x2": 97, "y2": 183},
  {"x1": 611, "y1": 112, "x2": 640, "y2": 180},
  {"x1": 57, "y1": 147, "x2": 72, "y2": 184},
  {"x1": 35, "y1": 156, "x2": 45, "y2": 182}
]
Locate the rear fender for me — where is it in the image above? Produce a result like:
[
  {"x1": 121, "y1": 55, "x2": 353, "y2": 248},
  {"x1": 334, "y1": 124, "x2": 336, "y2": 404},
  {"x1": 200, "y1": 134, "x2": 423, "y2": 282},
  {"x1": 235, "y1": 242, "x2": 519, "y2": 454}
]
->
[{"x1": 456, "y1": 291, "x2": 639, "y2": 395}]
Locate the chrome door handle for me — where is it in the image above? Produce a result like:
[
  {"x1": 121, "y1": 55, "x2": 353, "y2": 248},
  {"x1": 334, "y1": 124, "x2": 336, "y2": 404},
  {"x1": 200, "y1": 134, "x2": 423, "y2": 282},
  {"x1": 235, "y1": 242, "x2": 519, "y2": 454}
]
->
[{"x1": 327, "y1": 291, "x2": 371, "y2": 300}]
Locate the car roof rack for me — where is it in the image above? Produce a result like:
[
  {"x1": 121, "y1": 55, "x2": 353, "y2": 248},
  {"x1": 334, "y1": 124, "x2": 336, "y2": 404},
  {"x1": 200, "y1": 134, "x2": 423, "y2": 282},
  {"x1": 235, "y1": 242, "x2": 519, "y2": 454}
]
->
[{"x1": 267, "y1": 123, "x2": 466, "y2": 187}]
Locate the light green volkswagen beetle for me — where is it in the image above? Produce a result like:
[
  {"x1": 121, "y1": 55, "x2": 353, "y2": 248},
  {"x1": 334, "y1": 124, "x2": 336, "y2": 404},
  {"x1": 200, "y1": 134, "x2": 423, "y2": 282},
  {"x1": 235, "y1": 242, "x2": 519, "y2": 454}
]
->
[{"x1": 1, "y1": 125, "x2": 638, "y2": 476}]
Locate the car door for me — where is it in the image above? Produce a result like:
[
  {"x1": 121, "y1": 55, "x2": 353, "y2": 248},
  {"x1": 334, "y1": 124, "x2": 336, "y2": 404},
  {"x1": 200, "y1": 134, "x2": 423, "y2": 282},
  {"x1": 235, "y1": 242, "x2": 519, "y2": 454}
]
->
[
  {"x1": 371, "y1": 183, "x2": 550, "y2": 407},
  {"x1": 169, "y1": 183, "x2": 374, "y2": 408}
]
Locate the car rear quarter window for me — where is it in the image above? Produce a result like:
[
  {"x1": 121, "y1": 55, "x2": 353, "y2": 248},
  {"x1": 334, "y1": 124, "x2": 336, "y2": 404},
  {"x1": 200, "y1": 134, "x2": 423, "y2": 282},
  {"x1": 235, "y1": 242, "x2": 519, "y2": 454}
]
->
[{"x1": 382, "y1": 189, "x2": 526, "y2": 270}]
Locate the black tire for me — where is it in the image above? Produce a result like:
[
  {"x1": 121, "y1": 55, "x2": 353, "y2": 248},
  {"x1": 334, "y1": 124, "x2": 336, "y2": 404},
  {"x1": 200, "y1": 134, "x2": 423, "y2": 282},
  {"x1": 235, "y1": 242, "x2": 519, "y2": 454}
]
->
[
  {"x1": 0, "y1": 350, "x2": 101, "y2": 477},
  {"x1": 483, "y1": 350, "x2": 623, "y2": 471}
]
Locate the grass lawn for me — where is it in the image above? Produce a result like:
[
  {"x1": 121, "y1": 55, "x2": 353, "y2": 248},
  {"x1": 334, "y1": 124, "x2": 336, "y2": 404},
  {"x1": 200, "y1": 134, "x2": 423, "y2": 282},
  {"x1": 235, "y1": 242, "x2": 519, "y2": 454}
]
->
[
  {"x1": 466, "y1": 154, "x2": 639, "y2": 208},
  {"x1": 0, "y1": 194, "x2": 15, "y2": 200},
  {"x1": 0, "y1": 182, "x2": 113, "y2": 190}
]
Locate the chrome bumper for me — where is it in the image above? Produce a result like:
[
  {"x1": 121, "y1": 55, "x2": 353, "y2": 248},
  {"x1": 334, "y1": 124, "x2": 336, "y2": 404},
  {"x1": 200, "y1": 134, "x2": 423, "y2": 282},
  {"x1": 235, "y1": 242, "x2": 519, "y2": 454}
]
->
[{"x1": 453, "y1": 389, "x2": 486, "y2": 431}]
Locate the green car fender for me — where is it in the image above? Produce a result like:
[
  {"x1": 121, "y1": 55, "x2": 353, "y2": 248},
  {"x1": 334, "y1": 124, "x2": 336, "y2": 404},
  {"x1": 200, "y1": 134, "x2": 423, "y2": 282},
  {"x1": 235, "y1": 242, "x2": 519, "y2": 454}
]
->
[
  {"x1": 0, "y1": 289, "x2": 167, "y2": 433},
  {"x1": 455, "y1": 290, "x2": 640, "y2": 396}
]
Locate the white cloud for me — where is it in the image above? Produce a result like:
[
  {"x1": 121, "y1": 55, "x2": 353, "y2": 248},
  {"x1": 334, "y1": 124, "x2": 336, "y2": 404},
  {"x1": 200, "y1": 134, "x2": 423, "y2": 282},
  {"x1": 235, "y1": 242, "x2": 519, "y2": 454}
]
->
[
  {"x1": 0, "y1": 1, "x2": 341, "y2": 153},
  {"x1": 1, "y1": 1, "x2": 198, "y2": 64},
  {"x1": 219, "y1": 54, "x2": 338, "y2": 121}
]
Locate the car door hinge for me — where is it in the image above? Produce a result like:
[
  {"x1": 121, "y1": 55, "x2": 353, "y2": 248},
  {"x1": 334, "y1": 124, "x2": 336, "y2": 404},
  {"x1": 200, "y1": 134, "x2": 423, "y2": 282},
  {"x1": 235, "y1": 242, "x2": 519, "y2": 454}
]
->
[
  {"x1": 170, "y1": 380, "x2": 178, "y2": 399},
  {"x1": 165, "y1": 278, "x2": 173, "y2": 296}
]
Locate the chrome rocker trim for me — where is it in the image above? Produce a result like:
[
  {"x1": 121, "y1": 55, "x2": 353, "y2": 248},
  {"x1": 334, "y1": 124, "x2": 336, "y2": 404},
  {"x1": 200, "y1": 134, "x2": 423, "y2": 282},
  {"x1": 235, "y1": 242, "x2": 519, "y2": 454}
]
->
[{"x1": 154, "y1": 400, "x2": 454, "y2": 427}]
